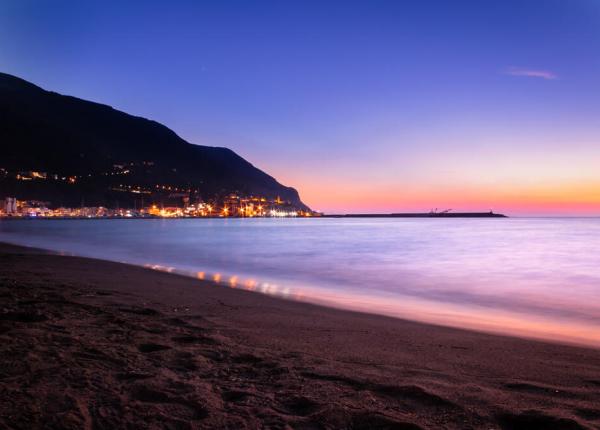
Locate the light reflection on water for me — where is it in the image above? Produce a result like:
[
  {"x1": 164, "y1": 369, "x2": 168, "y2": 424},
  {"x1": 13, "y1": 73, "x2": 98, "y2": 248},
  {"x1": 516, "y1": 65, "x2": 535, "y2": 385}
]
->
[{"x1": 1, "y1": 217, "x2": 600, "y2": 347}]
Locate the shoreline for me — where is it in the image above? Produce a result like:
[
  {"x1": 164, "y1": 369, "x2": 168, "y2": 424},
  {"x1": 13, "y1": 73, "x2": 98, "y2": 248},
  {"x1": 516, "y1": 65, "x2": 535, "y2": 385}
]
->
[
  {"x1": 0, "y1": 211, "x2": 507, "y2": 220},
  {"x1": 1, "y1": 242, "x2": 600, "y2": 428},
  {"x1": 2, "y1": 239, "x2": 598, "y2": 350}
]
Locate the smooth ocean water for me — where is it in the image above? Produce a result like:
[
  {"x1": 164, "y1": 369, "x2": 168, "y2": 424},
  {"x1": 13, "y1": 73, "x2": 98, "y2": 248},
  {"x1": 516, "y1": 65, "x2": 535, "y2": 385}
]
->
[{"x1": 2, "y1": 217, "x2": 599, "y2": 347}]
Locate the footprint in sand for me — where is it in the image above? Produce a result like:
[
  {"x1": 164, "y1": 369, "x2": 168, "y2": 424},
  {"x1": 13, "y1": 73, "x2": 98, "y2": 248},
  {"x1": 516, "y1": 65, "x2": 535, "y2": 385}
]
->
[
  {"x1": 138, "y1": 343, "x2": 172, "y2": 353},
  {"x1": 496, "y1": 410, "x2": 587, "y2": 430}
]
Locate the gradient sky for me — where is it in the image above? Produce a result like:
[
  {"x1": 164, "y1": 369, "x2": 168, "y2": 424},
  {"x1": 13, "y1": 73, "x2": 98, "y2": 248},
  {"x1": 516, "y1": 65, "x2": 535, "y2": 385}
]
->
[{"x1": 1, "y1": 0, "x2": 600, "y2": 215}]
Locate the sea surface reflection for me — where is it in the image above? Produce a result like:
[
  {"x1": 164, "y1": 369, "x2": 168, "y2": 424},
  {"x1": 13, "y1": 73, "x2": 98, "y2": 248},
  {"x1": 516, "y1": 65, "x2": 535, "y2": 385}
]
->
[{"x1": 2, "y1": 217, "x2": 600, "y2": 347}]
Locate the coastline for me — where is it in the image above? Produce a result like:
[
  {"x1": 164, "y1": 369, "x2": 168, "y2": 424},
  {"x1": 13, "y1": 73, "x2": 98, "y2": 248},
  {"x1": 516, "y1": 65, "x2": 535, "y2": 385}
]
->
[
  {"x1": 2, "y1": 231, "x2": 598, "y2": 350},
  {"x1": 1, "y1": 242, "x2": 600, "y2": 429},
  {"x1": 0, "y1": 212, "x2": 505, "y2": 220}
]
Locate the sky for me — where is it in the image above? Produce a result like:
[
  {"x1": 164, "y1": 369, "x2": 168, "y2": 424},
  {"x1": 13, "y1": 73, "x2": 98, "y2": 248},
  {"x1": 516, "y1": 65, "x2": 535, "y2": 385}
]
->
[{"x1": 1, "y1": 0, "x2": 600, "y2": 215}]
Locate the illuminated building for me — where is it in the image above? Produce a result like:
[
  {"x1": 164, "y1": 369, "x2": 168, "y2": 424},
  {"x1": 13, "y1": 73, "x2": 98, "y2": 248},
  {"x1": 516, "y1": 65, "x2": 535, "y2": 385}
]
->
[{"x1": 3, "y1": 197, "x2": 17, "y2": 214}]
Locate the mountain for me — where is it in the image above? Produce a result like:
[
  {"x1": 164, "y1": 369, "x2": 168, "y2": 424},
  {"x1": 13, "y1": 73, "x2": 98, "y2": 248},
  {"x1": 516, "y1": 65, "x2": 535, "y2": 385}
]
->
[{"x1": 0, "y1": 72, "x2": 309, "y2": 210}]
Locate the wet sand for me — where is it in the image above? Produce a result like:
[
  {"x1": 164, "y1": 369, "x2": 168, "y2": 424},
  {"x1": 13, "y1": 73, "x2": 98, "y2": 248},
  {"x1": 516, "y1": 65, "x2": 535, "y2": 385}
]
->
[{"x1": 1, "y1": 243, "x2": 599, "y2": 429}]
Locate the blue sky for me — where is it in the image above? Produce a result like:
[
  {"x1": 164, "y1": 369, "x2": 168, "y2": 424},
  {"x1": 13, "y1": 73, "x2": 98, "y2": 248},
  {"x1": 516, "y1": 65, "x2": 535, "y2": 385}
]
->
[{"x1": 2, "y1": 0, "x2": 600, "y2": 214}]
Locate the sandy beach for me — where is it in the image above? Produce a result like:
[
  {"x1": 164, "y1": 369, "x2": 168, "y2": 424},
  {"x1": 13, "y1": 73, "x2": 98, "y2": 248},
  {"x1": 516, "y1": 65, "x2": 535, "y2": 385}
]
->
[{"x1": 1, "y1": 242, "x2": 599, "y2": 429}]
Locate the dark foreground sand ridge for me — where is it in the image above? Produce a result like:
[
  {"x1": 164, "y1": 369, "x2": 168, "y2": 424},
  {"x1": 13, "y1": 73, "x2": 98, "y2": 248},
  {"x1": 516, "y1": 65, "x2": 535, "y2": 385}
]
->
[{"x1": 1, "y1": 243, "x2": 599, "y2": 429}]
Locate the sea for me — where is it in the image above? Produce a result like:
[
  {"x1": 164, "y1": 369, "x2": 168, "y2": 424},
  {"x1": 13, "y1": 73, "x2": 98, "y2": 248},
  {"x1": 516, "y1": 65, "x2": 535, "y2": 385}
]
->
[{"x1": 2, "y1": 217, "x2": 599, "y2": 347}]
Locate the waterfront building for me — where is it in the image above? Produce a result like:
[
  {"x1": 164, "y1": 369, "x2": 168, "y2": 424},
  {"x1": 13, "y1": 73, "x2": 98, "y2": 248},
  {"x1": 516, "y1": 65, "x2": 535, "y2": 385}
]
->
[{"x1": 3, "y1": 197, "x2": 17, "y2": 214}]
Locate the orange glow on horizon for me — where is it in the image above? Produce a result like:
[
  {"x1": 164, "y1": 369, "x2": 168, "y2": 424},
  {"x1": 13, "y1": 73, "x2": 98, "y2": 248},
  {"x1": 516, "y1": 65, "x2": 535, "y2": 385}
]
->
[{"x1": 297, "y1": 179, "x2": 600, "y2": 216}]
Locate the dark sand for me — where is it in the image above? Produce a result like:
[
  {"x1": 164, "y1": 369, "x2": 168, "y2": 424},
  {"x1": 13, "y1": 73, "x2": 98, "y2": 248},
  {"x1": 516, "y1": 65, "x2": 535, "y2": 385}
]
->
[{"x1": 1, "y1": 243, "x2": 599, "y2": 430}]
